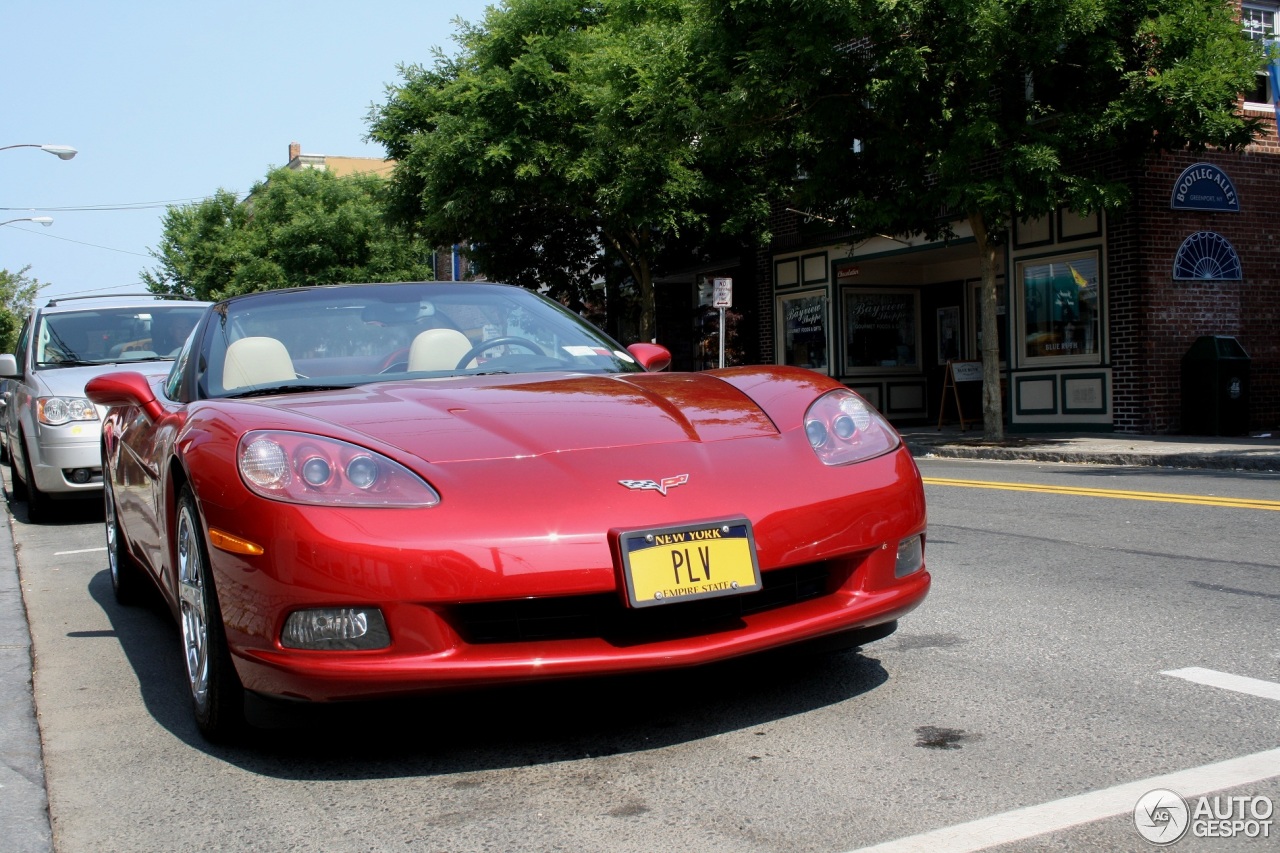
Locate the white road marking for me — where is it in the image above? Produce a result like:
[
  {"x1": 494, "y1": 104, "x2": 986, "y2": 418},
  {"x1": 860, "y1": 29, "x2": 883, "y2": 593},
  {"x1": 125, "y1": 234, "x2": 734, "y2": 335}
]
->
[
  {"x1": 53, "y1": 547, "x2": 106, "y2": 556},
  {"x1": 1162, "y1": 667, "x2": 1280, "y2": 703},
  {"x1": 847, "y1": 748, "x2": 1280, "y2": 853},
  {"x1": 847, "y1": 670, "x2": 1280, "y2": 853}
]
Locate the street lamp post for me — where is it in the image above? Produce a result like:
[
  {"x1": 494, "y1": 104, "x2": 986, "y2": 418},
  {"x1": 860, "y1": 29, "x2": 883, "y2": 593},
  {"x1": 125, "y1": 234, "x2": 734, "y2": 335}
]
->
[
  {"x1": 0, "y1": 143, "x2": 77, "y2": 160},
  {"x1": 1, "y1": 217, "x2": 54, "y2": 228}
]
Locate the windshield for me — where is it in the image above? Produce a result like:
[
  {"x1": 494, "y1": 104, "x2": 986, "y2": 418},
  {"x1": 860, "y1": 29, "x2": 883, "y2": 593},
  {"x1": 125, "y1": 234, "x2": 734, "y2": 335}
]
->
[
  {"x1": 198, "y1": 282, "x2": 644, "y2": 399},
  {"x1": 36, "y1": 305, "x2": 207, "y2": 367}
]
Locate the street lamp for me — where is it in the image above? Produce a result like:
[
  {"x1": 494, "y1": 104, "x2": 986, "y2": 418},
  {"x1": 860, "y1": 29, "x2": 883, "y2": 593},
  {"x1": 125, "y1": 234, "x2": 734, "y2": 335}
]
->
[
  {"x1": 0, "y1": 216, "x2": 54, "y2": 227},
  {"x1": 0, "y1": 143, "x2": 77, "y2": 160}
]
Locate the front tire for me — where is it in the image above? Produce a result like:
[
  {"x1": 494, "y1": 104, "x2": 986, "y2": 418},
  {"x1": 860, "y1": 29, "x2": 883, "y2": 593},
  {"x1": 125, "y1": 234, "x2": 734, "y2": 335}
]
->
[
  {"x1": 8, "y1": 442, "x2": 27, "y2": 502},
  {"x1": 176, "y1": 485, "x2": 246, "y2": 742},
  {"x1": 17, "y1": 432, "x2": 49, "y2": 523},
  {"x1": 104, "y1": 477, "x2": 146, "y2": 605}
]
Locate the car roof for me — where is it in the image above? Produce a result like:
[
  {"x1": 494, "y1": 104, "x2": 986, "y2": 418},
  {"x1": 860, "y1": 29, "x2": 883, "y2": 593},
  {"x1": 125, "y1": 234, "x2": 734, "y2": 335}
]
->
[{"x1": 37, "y1": 293, "x2": 211, "y2": 315}]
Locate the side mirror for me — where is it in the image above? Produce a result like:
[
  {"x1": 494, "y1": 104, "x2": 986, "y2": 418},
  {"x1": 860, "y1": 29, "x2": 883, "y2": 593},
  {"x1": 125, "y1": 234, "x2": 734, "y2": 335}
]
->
[
  {"x1": 86, "y1": 371, "x2": 164, "y2": 422},
  {"x1": 626, "y1": 343, "x2": 672, "y2": 372},
  {"x1": 0, "y1": 353, "x2": 18, "y2": 379}
]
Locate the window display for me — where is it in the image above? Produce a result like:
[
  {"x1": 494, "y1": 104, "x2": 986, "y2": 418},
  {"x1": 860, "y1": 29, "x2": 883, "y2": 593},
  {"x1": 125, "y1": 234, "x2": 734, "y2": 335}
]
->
[{"x1": 1019, "y1": 252, "x2": 1100, "y2": 362}]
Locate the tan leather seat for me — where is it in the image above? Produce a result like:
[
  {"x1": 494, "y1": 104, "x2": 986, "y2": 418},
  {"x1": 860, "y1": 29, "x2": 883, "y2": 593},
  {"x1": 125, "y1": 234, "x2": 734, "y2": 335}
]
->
[
  {"x1": 408, "y1": 328, "x2": 473, "y2": 371},
  {"x1": 222, "y1": 337, "x2": 296, "y2": 390}
]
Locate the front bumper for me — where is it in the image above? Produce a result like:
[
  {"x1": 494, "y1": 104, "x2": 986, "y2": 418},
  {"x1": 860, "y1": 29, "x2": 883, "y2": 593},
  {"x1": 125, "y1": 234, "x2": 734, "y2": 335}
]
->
[
  {"x1": 199, "y1": 444, "x2": 931, "y2": 702},
  {"x1": 237, "y1": 568, "x2": 929, "y2": 701},
  {"x1": 30, "y1": 422, "x2": 103, "y2": 494}
]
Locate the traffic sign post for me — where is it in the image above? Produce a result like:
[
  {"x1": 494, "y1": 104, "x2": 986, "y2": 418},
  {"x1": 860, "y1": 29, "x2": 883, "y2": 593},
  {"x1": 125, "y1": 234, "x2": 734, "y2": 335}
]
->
[{"x1": 712, "y1": 278, "x2": 732, "y2": 368}]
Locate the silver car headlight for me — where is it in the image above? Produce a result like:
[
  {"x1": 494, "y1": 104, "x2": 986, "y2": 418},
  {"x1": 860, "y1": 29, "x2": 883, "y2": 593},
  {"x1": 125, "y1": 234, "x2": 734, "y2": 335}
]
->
[{"x1": 37, "y1": 397, "x2": 99, "y2": 426}]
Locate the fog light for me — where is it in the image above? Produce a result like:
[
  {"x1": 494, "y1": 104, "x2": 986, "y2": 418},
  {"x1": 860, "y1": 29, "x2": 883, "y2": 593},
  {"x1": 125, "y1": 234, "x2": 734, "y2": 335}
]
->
[
  {"x1": 895, "y1": 534, "x2": 924, "y2": 577},
  {"x1": 281, "y1": 607, "x2": 390, "y2": 650},
  {"x1": 64, "y1": 467, "x2": 98, "y2": 484}
]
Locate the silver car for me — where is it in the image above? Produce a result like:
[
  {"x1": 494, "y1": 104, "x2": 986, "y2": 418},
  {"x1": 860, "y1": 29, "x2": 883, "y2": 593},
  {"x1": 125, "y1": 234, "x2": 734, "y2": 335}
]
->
[{"x1": 0, "y1": 294, "x2": 210, "y2": 522}]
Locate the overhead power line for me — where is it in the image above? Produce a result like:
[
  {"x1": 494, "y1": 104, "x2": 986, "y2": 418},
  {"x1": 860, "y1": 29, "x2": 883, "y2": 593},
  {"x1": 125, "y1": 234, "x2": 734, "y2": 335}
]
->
[
  {"x1": 1, "y1": 223, "x2": 151, "y2": 257},
  {"x1": 0, "y1": 192, "x2": 246, "y2": 213}
]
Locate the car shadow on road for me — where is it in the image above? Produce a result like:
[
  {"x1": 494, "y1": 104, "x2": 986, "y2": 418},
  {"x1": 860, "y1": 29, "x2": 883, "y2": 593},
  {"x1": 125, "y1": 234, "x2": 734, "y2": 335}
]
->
[
  {"x1": 87, "y1": 568, "x2": 891, "y2": 780},
  {"x1": 5, "y1": 491, "x2": 103, "y2": 526}
]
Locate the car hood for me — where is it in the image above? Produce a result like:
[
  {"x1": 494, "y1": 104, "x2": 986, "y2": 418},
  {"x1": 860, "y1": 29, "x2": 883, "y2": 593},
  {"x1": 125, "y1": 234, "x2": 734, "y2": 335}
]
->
[
  {"x1": 34, "y1": 362, "x2": 173, "y2": 398},
  {"x1": 244, "y1": 372, "x2": 781, "y2": 463}
]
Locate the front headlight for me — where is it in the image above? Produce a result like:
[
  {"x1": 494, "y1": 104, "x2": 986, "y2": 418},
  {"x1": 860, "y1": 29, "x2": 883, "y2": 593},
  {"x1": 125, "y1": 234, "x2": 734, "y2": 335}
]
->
[
  {"x1": 237, "y1": 430, "x2": 441, "y2": 507},
  {"x1": 803, "y1": 389, "x2": 899, "y2": 465},
  {"x1": 37, "y1": 397, "x2": 99, "y2": 426}
]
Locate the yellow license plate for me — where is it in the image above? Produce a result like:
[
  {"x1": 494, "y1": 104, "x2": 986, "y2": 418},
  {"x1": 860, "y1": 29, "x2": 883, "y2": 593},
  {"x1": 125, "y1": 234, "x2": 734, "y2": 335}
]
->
[{"x1": 618, "y1": 519, "x2": 761, "y2": 608}]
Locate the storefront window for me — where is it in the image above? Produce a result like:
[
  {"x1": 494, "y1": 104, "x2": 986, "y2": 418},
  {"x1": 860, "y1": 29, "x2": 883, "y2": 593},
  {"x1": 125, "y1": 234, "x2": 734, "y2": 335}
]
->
[
  {"x1": 776, "y1": 289, "x2": 829, "y2": 372},
  {"x1": 1019, "y1": 251, "x2": 1100, "y2": 362},
  {"x1": 842, "y1": 288, "x2": 920, "y2": 372}
]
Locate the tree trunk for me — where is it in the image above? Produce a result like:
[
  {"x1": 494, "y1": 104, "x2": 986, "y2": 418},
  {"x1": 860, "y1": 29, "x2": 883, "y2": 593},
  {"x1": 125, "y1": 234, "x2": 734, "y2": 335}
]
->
[
  {"x1": 637, "y1": 259, "x2": 655, "y2": 343},
  {"x1": 969, "y1": 211, "x2": 1005, "y2": 441},
  {"x1": 602, "y1": 227, "x2": 656, "y2": 343}
]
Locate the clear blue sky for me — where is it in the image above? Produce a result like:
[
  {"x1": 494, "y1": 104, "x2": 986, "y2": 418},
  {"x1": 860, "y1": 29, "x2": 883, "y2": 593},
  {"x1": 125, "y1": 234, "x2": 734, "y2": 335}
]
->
[{"x1": 2, "y1": 0, "x2": 492, "y2": 302}]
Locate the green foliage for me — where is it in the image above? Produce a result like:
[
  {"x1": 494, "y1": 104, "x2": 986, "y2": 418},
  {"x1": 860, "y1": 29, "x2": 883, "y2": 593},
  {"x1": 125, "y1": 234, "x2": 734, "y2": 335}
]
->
[
  {"x1": 143, "y1": 168, "x2": 435, "y2": 301},
  {"x1": 369, "y1": 0, "x2": 724, "y2": 338},
  {"x1": 370, "y1": 0, "x2": 1259, "y2": 357},
  {"x1": 686, "y1": 0, "x2": 1260, "y2": 437},
  {"x1": 0, "y1": 265, "x2": 44, "y2": 354},
  {"x1": 691, "y1": 0, "x2": 1262, "y2": 236}
]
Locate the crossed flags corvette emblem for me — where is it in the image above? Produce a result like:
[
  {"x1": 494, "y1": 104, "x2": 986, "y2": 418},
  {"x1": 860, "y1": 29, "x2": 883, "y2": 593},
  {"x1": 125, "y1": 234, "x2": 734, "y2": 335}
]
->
[{"x1": 619, "y1": 474, "x2": 689, "y2": 496}]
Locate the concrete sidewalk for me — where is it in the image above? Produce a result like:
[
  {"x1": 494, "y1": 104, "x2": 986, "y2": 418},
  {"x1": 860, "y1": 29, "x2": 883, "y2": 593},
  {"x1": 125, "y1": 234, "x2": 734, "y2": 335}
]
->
[
  {"x1": 0, "y1": 504, "x2": 51, "y2": 852},
  {"x1": 902, "y1": 426, "x2": 1280, "y2": 472},
  {"x1": 1, "y1": 426, "x2": 1277, "y2": 853}
]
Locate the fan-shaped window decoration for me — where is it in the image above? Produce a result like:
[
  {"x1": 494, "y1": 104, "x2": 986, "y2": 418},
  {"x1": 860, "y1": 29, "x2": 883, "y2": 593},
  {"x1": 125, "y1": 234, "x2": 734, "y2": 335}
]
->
[{"x1": 1172, "y1": 231, "x2": 1242, "y2": 280}]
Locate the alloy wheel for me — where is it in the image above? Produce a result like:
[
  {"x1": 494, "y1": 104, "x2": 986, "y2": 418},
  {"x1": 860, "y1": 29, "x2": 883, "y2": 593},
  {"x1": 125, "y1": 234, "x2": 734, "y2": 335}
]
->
[{"x1": 176, "y1": 503, "x2": 210, "y2": 709}]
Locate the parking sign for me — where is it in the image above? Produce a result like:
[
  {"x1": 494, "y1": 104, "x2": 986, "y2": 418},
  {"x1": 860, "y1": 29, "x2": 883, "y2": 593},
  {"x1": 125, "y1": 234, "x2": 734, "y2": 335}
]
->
[{"x1": 713, "y1": 277, "x2": 733, "y2": 308}]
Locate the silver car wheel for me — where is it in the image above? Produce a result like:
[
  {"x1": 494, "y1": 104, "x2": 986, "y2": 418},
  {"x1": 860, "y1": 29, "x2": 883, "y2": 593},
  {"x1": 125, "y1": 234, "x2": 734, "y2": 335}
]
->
[{"x1": 176, "y1": 502, "x2": 210, "y2": 710}]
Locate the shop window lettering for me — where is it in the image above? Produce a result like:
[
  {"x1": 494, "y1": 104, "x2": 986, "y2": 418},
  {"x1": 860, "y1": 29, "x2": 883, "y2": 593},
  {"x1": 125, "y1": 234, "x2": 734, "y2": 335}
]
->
[
  {"x1": 778, "y1": 291, "x2": 828, "y2": 371},
  {"x1": 843, "y1": 290, "x2": 920, "y2": 371}
]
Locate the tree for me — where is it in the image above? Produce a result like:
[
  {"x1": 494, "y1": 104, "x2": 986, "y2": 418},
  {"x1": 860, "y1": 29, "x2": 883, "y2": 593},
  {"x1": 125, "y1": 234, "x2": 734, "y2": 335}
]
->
[
  {"x1": 690, "y1": 0, "x2": 1262, "y2": 439},
  {"x1": 369, "y1": 0, "x2": 725, "y2": 341},
  {"x1": 144, "y1": 167, "x2": 435, "y2": 301},
  {"x1": 0, "y1": 265, "x2": 45, "y2": 353}
]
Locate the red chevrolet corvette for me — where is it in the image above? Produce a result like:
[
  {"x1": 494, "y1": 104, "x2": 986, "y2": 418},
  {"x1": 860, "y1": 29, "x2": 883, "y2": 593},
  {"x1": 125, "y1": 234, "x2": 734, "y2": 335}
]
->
[{"x1": 86, "y1": 281, "x2": 929, "y2": 741}]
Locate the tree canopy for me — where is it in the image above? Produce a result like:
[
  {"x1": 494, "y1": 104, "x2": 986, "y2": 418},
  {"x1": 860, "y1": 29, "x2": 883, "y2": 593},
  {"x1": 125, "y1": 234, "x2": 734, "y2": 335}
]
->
[
  {"x1": 369, "y1": 0, "x2": 738, "y2": 340},
  {"x1": 144, "y1": 167, "x2": 436, "y2": 301},
  {"x1": 0, "y1": 265, "x2": 44, "y2": 354},
  {"x1": 686, "y1": 0, "x2": 1262, "y2": 437}
]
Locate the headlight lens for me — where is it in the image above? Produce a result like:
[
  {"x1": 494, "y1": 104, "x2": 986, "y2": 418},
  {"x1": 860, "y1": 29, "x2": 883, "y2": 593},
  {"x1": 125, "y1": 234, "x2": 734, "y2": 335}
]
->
[
  {"x1": 37, "y1": 397, "x2": 99, "y2": 426},
  {"x1": 803, "y1": 389, "x2": 899, "y2": 465},
  {"x1": 237, "y1": 430, "x2": 440, "y2": 507}
]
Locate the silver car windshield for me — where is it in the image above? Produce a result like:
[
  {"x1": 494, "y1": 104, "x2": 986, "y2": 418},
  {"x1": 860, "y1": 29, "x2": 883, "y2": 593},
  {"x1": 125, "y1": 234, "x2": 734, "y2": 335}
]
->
[{"x1": 36, "y1": 306, "x2": 206, "y2": 367}]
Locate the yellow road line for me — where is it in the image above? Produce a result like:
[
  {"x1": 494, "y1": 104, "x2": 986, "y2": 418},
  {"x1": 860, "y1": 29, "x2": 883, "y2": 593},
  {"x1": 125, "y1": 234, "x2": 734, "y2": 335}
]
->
[{"x1": 921, "y1": 477, "x2": 1280, "y2": 511}]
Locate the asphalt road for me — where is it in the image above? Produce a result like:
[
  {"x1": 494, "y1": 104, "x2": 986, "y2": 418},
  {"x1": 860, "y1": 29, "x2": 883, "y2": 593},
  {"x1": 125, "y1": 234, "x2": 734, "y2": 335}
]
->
[{"x1": 12, "y1": 458, "x2": 1280, "y2": 852}]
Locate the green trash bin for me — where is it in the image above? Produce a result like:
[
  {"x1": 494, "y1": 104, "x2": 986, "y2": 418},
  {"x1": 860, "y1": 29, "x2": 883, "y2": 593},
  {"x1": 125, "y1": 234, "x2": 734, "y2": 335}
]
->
[{"x1": 1180, "y1": 336, "x2": 1250, "y2": 436}]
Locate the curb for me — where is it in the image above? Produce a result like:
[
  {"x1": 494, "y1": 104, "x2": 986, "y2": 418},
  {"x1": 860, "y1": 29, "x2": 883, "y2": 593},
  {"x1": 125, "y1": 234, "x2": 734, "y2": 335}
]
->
[
  {"x1": 908, "y1": 444, "x2": 1280, "y2": 472},
  {"x1": 0, "y1": 503, "x2": 53, "y2": 853}
]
